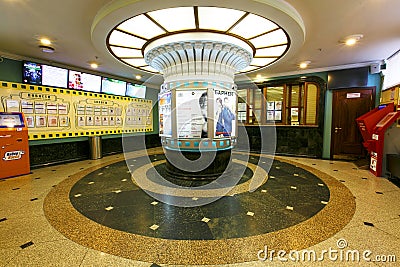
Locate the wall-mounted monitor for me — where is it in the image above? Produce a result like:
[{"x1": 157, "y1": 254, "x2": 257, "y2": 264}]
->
[
  {"x1": 22, "y1": 61, "x2": 42, "y2": 85},
  {"x1": 101, "y1": 77, "x2": 126, "y2": 96},
  {"x1": 42, "y1": 65, "x2": 68, "y2": 88},
  {"x1": 68, "y1": 70, "x2": 101, "y2": 92},
  {"x1": 126, "y1": 83, "x2": 146, "y2": 98}
]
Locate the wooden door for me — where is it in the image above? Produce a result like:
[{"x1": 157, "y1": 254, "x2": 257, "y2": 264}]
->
[{"x1": 331, "y1": 87, "x2": 375, "y2": 159}]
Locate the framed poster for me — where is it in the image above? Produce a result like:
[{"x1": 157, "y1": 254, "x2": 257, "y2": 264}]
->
[
  {"x1": 102, "y1": 116, "x2": 109, "y2": 126},
  {"x1": 86, "y1": 116, "x2": 94, "y2": 126},
  {"x1": 267, "y1": 111, "x2": 274, "y2": 121},
  {"x1": 48, "y1": 116, "x2": 58, "y2": 127},
  {"x1": 94, "y1": 116, "x2": 101, "y2": 126},
  {"x1": 158, "y1": 91, "x2": 172, "y2": 137},
  {"x1": 59, "y1": 116, "x2": 69, "y2": 127},
  {"x1": 36, "y1": 115, "x2": 47, "y2": 127},
  {"x1": 77, "y1": 116, "x2": 85, "y2": 126},
  {"x1": 275, "y1": 101, "x2": 282, "y2": 111},
  {"x1": 214, "y1": 89, "x2": 236, "y2": 137},
  {"x1": 274, "y1": 110, "x2": 282, "y2": 121},
  {"x1": 266, "y1": 101, "x2": 275, "y2": 111},
  {"x1": 26, "y1": 116, "x2": 35, "y2": 128},
  {"x1": 176, "y1": 90, "x2": 207, "y2": 138}
]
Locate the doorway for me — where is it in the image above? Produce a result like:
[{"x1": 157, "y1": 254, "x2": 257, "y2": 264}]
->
[{"x1": 331, "y1": 87, "x2": 375, "y2": 160}]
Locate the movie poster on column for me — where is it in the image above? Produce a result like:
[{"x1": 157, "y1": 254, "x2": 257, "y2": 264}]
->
[
  {"x1": 158, "y1": 92, "x2": 172, "y2": 137},
  {"x1": 176, "y1": 90, "x2": 207, "y2": 138},
  {"x1": 214, "y1": 88, "x2": 237, "y2": 137}
]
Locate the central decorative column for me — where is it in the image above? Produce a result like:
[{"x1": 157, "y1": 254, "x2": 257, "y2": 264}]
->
[{"x1": 144, "y1": 32, "x2": 253, "y2": 179}]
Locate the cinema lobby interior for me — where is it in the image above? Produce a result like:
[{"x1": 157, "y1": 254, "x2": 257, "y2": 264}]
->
[{"x1": 1, "y1": 0, "x2": 400, "y2": 266}]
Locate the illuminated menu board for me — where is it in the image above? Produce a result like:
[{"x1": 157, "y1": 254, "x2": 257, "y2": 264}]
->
[
  {"x1": 42, "y1": 65, "x2": 68, "y2": 88},
  {"x1": 126, "y1": 83, "x2": 146, "y2": 98},
  {"x1": 23, "y1": 61, "x2": 42, "y2": 85},
  {"x1": 68, "y1": 70, "x2": 101, "y2": 92},
  {"x1": 101, "y1": 78, "x2": 126, "y2": 96}
]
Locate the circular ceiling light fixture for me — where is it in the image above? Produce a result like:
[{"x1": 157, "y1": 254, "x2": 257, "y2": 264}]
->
[
  {"x1": 92, "y1": 0, "x2": 306, "y2": 79},
  {"x1": 104, "y1": 6, "x2": 291, "y2": 75}
]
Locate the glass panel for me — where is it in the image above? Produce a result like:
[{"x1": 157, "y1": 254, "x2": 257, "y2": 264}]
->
[
  {"x1": 255, "y1": 45, "x2": 287, "y2": 57},
  {"x1": 117, "y1": 14, "x2": 166, "y2": 39},
  {"x1": 198, "y1": 7, "x2": 245, "y2": 31},
  {"x1": 249, "y1": 29, "x2": 288, "y2": 48},
  {"x1": 109, "y1": 31, "x2": 146, "y2": 48},
  {"x1": 251, "y1": 58, "x2": 277, "y2": 67},
  {"x1": 229, "y1": 13, "x2": 278, "y2": 39},
  {"x1": 148, "y1": 7, "x2": 196, "y2": 32},
  {"x1": 110, "y1": 46, "x2": 143, "y2": 58},
  {"x1": 291, "y1": 85, "x2": 300, "y2": 106},
  {"x1": 306, "y1": 83, "x2": 318, "y2": 125}
]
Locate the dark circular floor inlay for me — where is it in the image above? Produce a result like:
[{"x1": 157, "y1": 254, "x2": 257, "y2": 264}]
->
[
  {"x1": 149, "y1": 162, "x2": 253, "y2": 187},
  {"x1": 69, "y1": 153, "x2": 330, "y2": 240}
]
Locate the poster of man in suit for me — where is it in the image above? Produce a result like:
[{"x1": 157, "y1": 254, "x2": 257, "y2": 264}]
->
[{"x1": 214, "y1": 89, "x2": 236, "y2": 137}]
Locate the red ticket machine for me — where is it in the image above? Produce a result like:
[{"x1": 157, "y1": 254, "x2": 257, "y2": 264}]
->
[
  {"x1": 0, "y1": 112, "x2": 30, "y2": 179},
  {"x1": 356, "y1": 103, "x2": 394, "y2": 153},
  {"x1": 369, "y1": 111, "x2": 400, "y2": 177}
]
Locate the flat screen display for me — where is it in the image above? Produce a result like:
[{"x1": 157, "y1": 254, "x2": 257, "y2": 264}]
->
[
  {"x1": 42, "y1": 65, "x2": 68, "y2": 88},
  {"x1": 68, "y1": 70, "x2": 101, "y2": 92},
  {"x1": 126, "y1": 83, "x2": 146, "y2": 98},
  {"x1": 101, "y1": 78, "x2": 126, "y2": 96},
  {"x1": 0, "y1": 113, "x2": 25, "y2": 128},
  {"x1": 23, "y1": 61, "x2": 42, "y2": 85}
]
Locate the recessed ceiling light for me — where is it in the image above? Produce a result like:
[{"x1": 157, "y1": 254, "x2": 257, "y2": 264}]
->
[
  {"x1": 40, "y1": 38, "x2": 52, "y2": 46},
  {"x1": 90, "y1": 62, "x2": 99, "y2": 69},
  {"x1": 299, "y1": 61, "x2": 310, "y2": 69},
  {"x1": 135, "y1": 74, "x2": 142, "y2": 80},
  {"x1": 341, "y1": 34, "x2": 363, "y2": 46}
]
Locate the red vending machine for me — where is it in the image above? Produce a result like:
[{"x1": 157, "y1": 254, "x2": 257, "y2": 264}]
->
[
  {"x1": 0, "y1": 112, "x2": 30, "y2": 179},
  {"x1": 356, "y1": 103, "x2": 394, "y2": 153},
  {"x1": 369, "y1": 111, "x2": 400, "y2": 177}
]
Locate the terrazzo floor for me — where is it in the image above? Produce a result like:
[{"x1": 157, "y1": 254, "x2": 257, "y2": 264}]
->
[{"x1": 1, "y1": 147, "x2": 399, "y2": 266}]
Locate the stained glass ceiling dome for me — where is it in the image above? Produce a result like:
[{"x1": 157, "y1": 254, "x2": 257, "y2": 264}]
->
[{"x1": 91, "y1": 1, "x2": 305, "y2": 76}]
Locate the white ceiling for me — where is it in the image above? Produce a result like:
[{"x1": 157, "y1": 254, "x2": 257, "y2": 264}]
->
[{"x1": 1, "y1": 0, "x2": 399, "y2": 86}]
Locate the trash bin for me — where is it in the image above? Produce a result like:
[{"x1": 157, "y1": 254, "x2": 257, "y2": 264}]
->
[{"x1": 89, "y1": 136, "x2": 102, "y2": 159}]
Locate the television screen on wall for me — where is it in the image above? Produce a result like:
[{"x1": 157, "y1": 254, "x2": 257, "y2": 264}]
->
[
  {"x1": 42, "y1": 65, "x2": 68, "y2": 88},
  {"x1": 68, "y1": 70, "x2": 101, "y2": 92},
  {"x1": 22, "y1": 61, "x2": 42, "y2": 85},
  {"x1": 126, "y1": 83, "x2": 146, "y2": 98},
  {"x1": 101, "y1": 77, "x2": 126, "y2": 96}
]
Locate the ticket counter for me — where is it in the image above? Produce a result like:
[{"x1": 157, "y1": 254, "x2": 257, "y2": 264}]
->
[{"x1": 0, "y1": 112, "x2": 30, "y2": 179}]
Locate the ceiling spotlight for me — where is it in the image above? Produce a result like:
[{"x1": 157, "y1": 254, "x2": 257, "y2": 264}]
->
[
  {"x1": 40, "y1": 38, "x2": 52, "y2": 46},
  {"x1": 299, "y1": 61, "x2": 311, "y2": 69},
  {"x1": 135, "y1": 74, "x2": 142, "y2": 80},
  {"x1": 39, "y1": 45, "x2": 55, "y2": 53},
  {"x1": 90, "y1": 62, "x2": 99, "y2": 69},
  {"x1": 341, "y1": 34, "x2": 363, "y2": 46}
]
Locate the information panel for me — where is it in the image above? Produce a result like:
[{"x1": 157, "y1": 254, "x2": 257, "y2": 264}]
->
[{"x1": 0, "y1": 81, "x2": 153, "y2": 140}]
